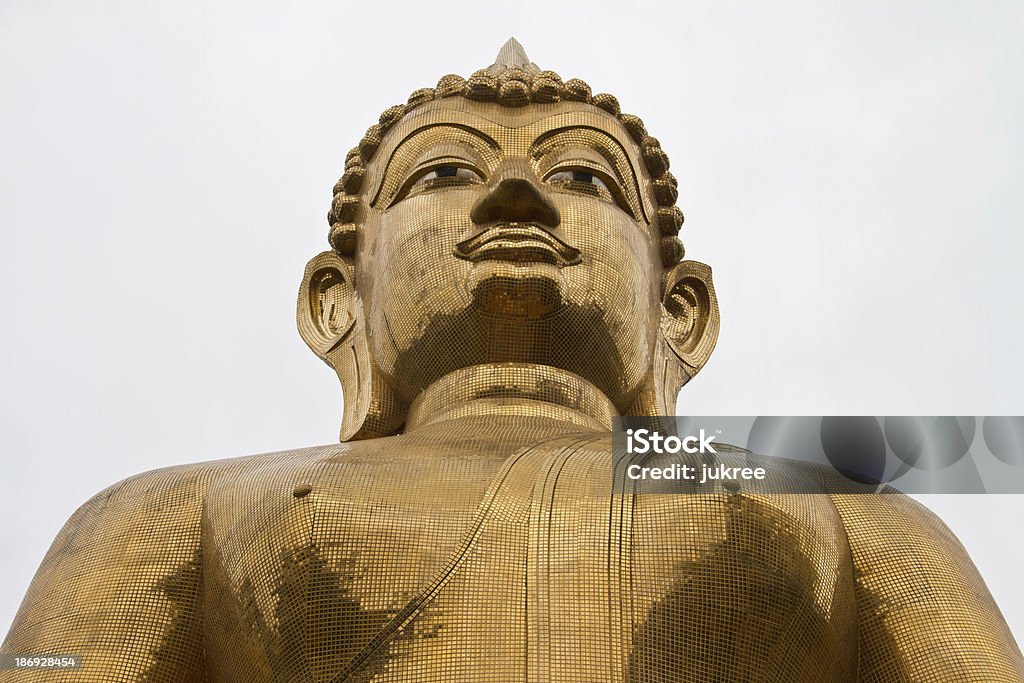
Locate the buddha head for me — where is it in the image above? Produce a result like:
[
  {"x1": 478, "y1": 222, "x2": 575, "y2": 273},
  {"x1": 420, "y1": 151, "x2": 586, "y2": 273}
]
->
[{"x1": 298, "y1": 39, "x2": 720, "y2": 440}]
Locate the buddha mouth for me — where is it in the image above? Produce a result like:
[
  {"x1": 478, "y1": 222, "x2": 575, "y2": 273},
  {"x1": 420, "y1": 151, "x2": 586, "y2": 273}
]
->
[{"x1": 454, "y1": 223, "x2": 582, "y2": 267}]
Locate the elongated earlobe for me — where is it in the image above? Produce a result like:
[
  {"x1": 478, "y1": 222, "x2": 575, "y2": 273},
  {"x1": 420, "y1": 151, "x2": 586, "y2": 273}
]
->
[
  {"x1": 627, "y1": 260, "x2": 719, "y2": 416},
  {"x1": 297, "y1": 251, "x2": 405, "y2": 441}
]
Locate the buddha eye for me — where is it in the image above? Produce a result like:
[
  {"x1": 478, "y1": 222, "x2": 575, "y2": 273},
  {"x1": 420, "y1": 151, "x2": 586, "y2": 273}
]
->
[
  {"x1": 544, "y1": 166, "x2": 635, "y2": 215},
  {"x1": 413, "y1": 165, "x2": 483, "y2": 187},
  {"x1": 392, "y1": 163, "x2": 485, "y2": 206},
  {"x1": 396, "y1": 163, "x2": 485, "y2": 204},
  {"x1": 546, "y1": 169, "x2": 611, "y2": 193}
]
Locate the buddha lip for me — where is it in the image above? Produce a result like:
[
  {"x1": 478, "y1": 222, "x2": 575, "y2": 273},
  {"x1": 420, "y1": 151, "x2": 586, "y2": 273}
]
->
[{"x1": 454, "y1": 224, "x2": 582, "y2": 266}]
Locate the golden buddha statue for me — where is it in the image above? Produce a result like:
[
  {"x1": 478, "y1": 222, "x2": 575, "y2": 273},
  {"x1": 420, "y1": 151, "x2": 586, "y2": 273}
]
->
[{"x1": 2, "y1": 39, "x2": 1022, "y2": 682}]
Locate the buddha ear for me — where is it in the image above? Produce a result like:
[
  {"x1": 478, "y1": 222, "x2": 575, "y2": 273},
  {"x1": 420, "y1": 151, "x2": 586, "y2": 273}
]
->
[
  {"x1": 659, "y1": 259, "x2": 720, "y2": 373},
  {"x1": 297, "y1": 251, "x2": 358, "y2": 356},
  {"x1": 297, "y1": 251, "x2": 405, "y2": 441},
  {"x1": 629, "y1": 260, "x2": 720, "y2": 416}
]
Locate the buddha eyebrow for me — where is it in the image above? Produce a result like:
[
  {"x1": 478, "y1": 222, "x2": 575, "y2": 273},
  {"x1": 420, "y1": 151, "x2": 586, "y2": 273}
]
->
[
  {"x1": 530, "y1": 126, "x2": 639, "y2": 173},
  {"x1": 391, "y1": 122, "x2": 500, "y2": 156}
]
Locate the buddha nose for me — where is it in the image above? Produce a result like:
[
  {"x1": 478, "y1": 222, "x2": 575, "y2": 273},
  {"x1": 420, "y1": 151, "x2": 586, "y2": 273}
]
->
[{"x1": 470, "y1": 167, "x2": 560, "y2": 228}]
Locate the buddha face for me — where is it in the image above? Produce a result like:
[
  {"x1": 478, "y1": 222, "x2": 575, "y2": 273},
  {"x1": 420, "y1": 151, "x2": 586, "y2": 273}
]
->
[{"x1": 354, "y1": 99, "x2": 663, "y2": 409}]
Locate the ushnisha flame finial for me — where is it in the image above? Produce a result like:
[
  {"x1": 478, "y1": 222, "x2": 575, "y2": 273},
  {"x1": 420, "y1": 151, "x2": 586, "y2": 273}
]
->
[{"x1": 487, "y1": 37, "x2": 541, "y2": 75}]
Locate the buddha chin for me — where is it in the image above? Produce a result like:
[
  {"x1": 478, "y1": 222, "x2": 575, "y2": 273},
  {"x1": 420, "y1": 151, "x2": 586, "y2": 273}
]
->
[
  {"x1": 393, "y1": 260, "x2": 629, "y2": 405},
  {"x1": 469, "y1": 261, "x2": 565, "y2": 319}
]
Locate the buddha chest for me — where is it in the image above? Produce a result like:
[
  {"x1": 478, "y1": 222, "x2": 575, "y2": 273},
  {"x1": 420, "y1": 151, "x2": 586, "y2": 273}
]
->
[{"x1": 200, "y1": 426, "x2": 858, "y2": 682}]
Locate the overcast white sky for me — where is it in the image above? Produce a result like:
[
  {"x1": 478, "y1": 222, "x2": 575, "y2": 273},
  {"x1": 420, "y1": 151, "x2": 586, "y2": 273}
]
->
[{"x1": 2, "y1": 0, "x2": 1023, "y2": 647}]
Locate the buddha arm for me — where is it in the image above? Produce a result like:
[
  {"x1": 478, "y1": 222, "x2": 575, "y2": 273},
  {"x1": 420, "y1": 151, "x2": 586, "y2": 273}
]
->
[
  {"x1": 0, "y1": 464, "x2": 209, "y2": 682},
  {"x1": 830, "y1": 494, "x2": 1024, "y2": 682}
]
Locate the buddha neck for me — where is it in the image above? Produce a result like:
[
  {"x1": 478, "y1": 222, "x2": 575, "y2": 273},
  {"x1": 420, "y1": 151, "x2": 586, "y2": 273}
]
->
[{"x1": 404, "y1": 363, "x2": 617, "y2": 432}]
